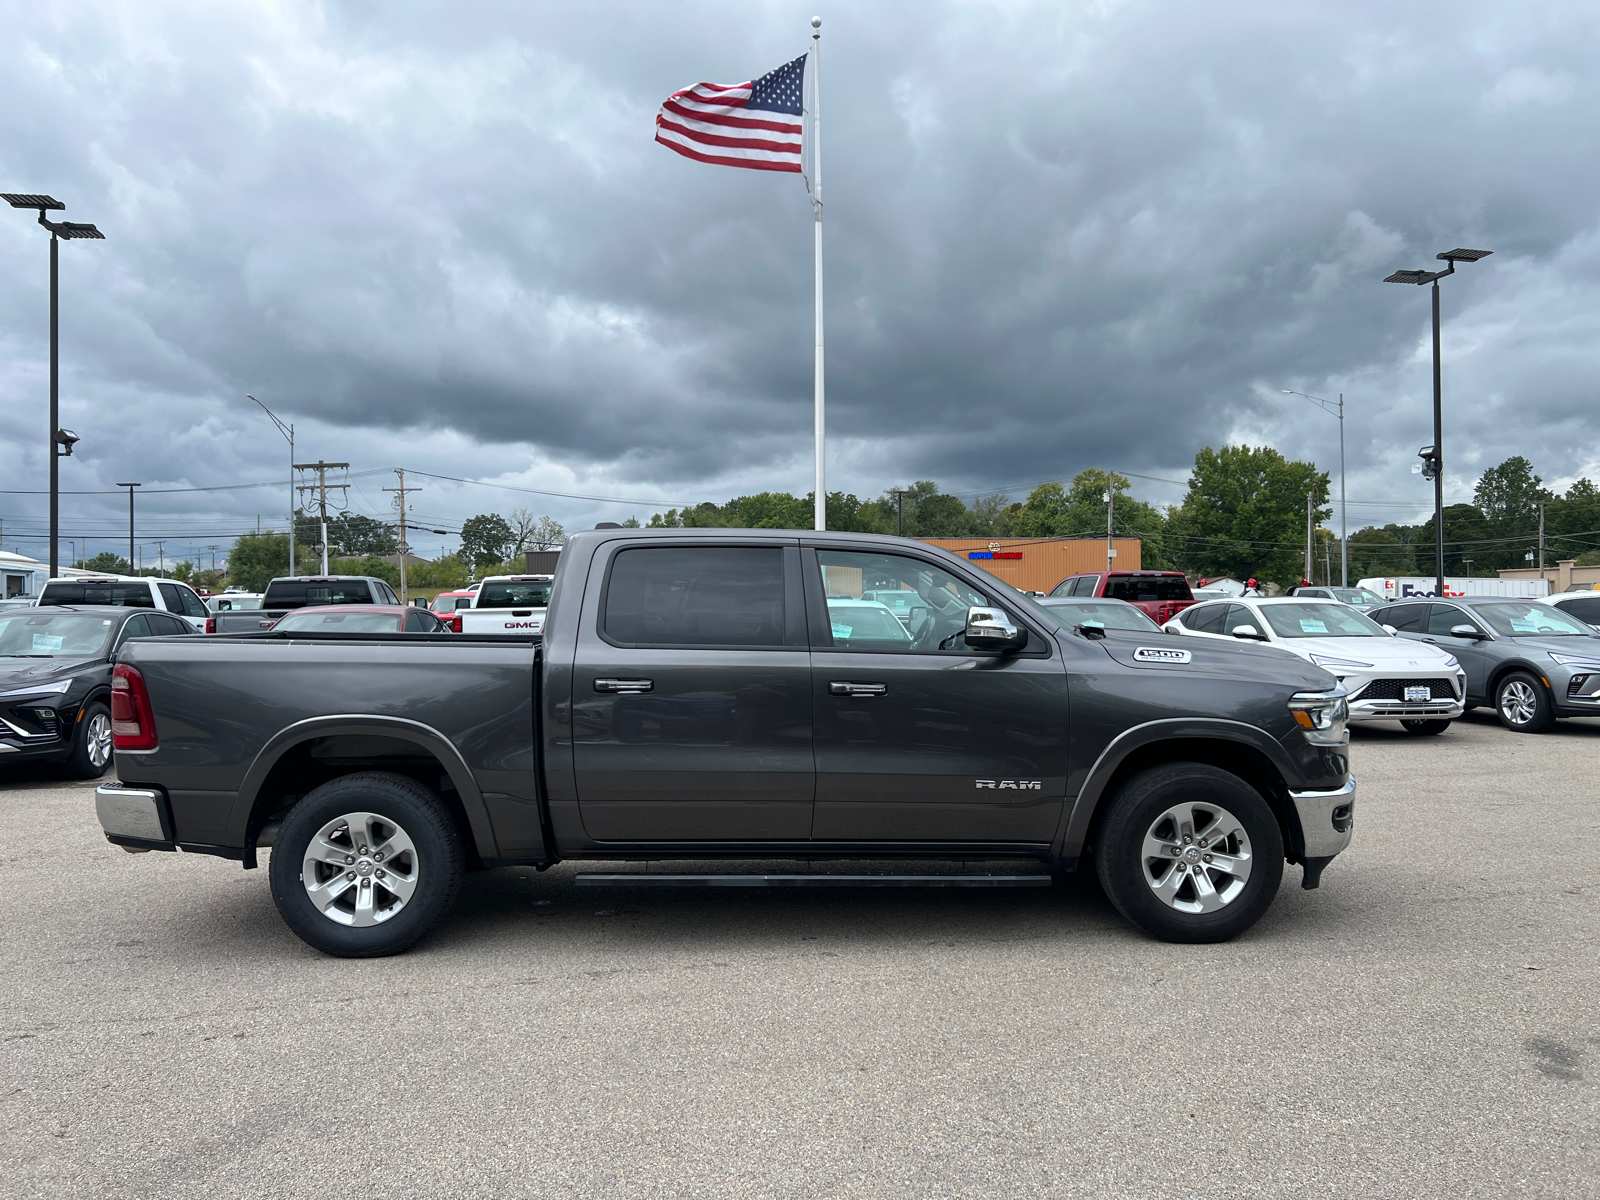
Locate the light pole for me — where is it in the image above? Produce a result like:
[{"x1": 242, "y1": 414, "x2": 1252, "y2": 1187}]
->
[
  {"x1": 245, "y1": 395, "x2": 295, "y2": 575},
  {"x1": 1384, "y1": 248, "x2": 1493, "y2": 598},
  {"x1": 1282, "y1": 390, "x2": 1347, "y2": 586},
  {"x1": 116, "y1": 483, "x2": 140, "y2": 572},
  {"x1": 3, "y1": 194, "x2": 104, "y2": 578}
]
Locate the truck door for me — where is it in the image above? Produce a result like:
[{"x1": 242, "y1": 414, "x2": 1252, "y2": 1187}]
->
[
  {"x1": 804, "y1": 546, "x2": 1069, "y2": 845},
  {"x1": 571, "y1": 541, "x2": 813, "y2": 842}
]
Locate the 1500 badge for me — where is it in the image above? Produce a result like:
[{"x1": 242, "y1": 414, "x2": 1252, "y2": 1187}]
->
[
  {"x1": 975, "y1": 780, "x2": 1043, "y2": 790},
  {"x1": 1133, "y1": 646, "x2": 1192, "y2": 664}
]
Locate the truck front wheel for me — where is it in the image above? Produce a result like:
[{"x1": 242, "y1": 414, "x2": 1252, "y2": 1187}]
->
[
  {"x1": 269, "y1": 772, "x2": 463, "y2": 958},
  {"x1": 1095, "y1": 764, "x2": 1284, "y2": 944}
]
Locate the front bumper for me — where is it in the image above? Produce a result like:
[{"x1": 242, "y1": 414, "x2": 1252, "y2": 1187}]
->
[
  {"x1": 95, "y1": 782, "x2": 175, "y2": 851},
  {"x1": 1289, "y1": 776, "x2": 1356, "y2": 859},
  {"x1": 1348, "y1": 698, "x2": 1464, "y2": 722}
]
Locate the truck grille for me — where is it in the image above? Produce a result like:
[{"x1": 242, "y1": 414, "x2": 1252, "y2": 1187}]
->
[{"x1": 1355, "y1": 677, "x2": 1458, "y2": 702}]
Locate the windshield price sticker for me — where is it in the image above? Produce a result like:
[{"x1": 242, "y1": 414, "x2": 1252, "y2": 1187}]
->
[
  {"x1": 1510, "y1": 619, "x2": 1539, "y2": 633},
  {"x1": 1299, "y1": 619, "x2": 1329, "y2": 633},
  {"x1": 32, "y1": 635, "x2": 64, "y2": 652},
  {"x1": 831, "y1": 623, "x2": 853, "y2": 638},
  {"x1": 1133, "y1": 646, "x2": 1192, "y2": 664}
]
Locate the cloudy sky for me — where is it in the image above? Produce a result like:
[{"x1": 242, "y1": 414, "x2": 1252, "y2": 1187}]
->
[{"x1": 2, "y1": 0, "x2": 1597, "y2": 567}]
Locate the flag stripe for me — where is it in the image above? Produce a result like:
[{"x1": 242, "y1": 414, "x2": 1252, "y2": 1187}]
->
[
  {"x1": 655, "y1": 115, "x2": 802, "y2": 155},
  {"x1": 655, "y1": 132, "x2": 804, "y2": 173},
  {"x1": 661, "y1": 98, "x2": 800, "y2": 135}
]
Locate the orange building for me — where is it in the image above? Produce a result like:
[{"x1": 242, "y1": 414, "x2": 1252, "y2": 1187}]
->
[{"x1": 919, "y1": 537, "x2": 1142, "y2": 594}]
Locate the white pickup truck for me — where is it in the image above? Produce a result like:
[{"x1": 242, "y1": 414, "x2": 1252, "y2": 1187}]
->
[{"x1": 456, "y1": 574, "x2": 553, "y2": 635}]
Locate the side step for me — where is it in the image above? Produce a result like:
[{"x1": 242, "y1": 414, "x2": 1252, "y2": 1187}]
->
[{"x1": 575, "y1": 873, "x2": 1051, "y2": 889}]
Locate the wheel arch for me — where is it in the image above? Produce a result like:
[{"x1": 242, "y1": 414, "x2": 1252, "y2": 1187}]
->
[
  {"x1": 1054, "y1": 720, "x2": 1306, "y2": 866},
  {"x1": 1485, "y1": 659, "x2": 1553, "y2": 702},
  {"x1": 230, "y1": 716, "x2": 499, "y2": 868}
]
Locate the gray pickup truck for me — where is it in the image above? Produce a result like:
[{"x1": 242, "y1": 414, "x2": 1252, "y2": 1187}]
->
[
  {"x1": 208, "y1": 574, "x2": 402, "y2": 633},
  {"x1": 96, "y1": 528, "x2": 1355, "y2": 956}
]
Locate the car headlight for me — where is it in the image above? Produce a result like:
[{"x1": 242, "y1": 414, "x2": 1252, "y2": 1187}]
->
[
  {"x1": 1289, "y1": 691, "x2": 1349, "y2": 746},
  {"x1": 1309, "y1": 653, "x2": 1373, "y2": 670},
  {"x1": 1549, "y1": 652, "x2": 1600, "y2": 669},
  {"x1": 0, "y1": 678, "x2": 72, "y2": 698}
]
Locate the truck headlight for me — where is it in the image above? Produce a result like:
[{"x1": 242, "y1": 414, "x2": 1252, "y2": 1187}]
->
[{"x1": 1289, "y1": 691, "x2": 1349, "y2": 745}]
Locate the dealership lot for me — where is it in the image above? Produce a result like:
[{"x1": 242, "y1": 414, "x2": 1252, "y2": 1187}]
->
[{"x1": 1, "y1": 713, "x2": 1596, "y2": 1198}]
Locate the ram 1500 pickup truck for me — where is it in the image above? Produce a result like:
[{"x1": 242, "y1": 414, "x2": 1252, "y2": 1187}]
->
[{"x1": 95, "y1": 528, "x2": 1355, "y2": 957}]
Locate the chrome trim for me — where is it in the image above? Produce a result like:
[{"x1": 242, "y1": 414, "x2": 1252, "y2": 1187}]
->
[
  {"x1": 1289, "y1": 777, "x2": 1356, "y2": 858},
  {"x1": 1348, "y1": 699, "x2": 1464, "y2": 721},
  {"x1": 95, "y1": 783, "x2": 166, "y2": 842}
]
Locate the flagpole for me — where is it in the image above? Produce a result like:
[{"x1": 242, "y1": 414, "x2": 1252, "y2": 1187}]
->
[{"x1": 810, "y1": 15, "x2": 825, "y2": 532}]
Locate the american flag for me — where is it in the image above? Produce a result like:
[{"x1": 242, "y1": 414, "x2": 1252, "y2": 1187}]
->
[{"x1": 654, "y1": 54, "x2": 807, "y2": 174}]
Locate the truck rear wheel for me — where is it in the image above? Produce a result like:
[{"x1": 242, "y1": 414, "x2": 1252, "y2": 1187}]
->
[
  {"x1": 1095, "y1": 764, "x2": 1283, "y2": 944},
  {"x1": 268, "y1": 772, "x2": 463, "y2": 958}
]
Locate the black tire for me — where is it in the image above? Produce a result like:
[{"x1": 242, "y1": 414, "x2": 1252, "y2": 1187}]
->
[
  {"x1": 1494, "y1": 670, "x2": 1556, "y2": 734},
  {"x1": 1399, "y1": 718, "x2": 1452, "y2": 736},
  {"x1": 64, "y1": 701, "x2": 113, "y2": 779},
  {"x1": 269, "y1": 772, "x2": 463, "y2": 958},
  {"x1": 1095, "y1": 764, "x2": 1283, "y2": 944}
]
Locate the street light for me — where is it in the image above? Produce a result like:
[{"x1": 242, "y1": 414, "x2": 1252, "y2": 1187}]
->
[
  {"x1": 116, "y1": 483, "x2": 140, "y2": 572},
  {"x1": 1384, "y1": 247, "x2": 1492, "y2": 598},
  {"x1": 3, "y1": 193, "x2": 104, "y2": 578},
  {"x1": 244, "y1": 395, "x2": 295, "y2": 576},
  {"x1": 1282, "y1": 390, "x2": 1347, "y2": 586}
]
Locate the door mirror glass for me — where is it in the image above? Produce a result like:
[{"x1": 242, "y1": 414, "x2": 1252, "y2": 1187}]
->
[
  {"x1": 1230, "y1": 623, "x2": 1265, "y2": 640},
  {"x1": 964, "y1": 607, "x2": 1027, "y2": 651},
  {"x1": 1450, "y1": 624, "x2": 1485, "y2": 640}
]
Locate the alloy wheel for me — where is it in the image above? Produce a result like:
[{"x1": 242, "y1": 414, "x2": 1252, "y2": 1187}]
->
[
  {"x1": 85, "y1": 712, "x2": 112, "y2": 769},
  {"x1": 1140, "y1": 801, "x2": 1253, "y2": 914},
  {"x1": 1499, "y1": 680, "x2": 1538, "y2": 726},
  {"x1": 300, "y1": 811, "x2": 419, "y2": 927}
]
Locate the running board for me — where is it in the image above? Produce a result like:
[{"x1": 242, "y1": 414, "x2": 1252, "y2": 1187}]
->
[{"x1": 575, "y1": 873, "x2": 1051, "y2": 889}]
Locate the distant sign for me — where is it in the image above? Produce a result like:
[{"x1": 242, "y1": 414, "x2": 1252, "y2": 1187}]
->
[{"x1": 968, "y1": 552, "x2": 1023, "y2": 560}]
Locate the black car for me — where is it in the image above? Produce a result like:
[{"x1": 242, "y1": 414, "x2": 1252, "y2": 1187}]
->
[{"x1": 0, "y1": 605, "x2": 195, "y2": 777}]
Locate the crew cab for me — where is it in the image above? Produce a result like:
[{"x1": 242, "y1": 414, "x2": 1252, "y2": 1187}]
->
[
  {"x1": 457, "y1": 575, "x2": 552, "y2": 635},
  {"x1": 208, "y1": 575, "x2": 402, "y2": 634},
  {"x1": 95, "y1": 529, "x2": 1355, "y2": 957},
  {"x1": 39, "y1": 575, "x2": 210, "y2": 632},
  {"x1": 1047, "y1": 571, "x2": 1197, "y2": 625}
]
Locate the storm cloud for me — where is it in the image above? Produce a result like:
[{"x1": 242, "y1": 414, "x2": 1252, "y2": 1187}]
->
[{"x1": 2, "y1": 0, "x2": 1598, "y2": 562}]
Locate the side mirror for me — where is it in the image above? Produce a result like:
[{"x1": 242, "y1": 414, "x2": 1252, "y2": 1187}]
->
[
  {"x1": 1450, "y1": 624, "x2": 1486, "y2": 640},
  {"x1": 1230, "y1": 624, "x2": 1267, "y2": 641},
  {"x1": 965, "y1": 606, "x2": 1028, "y2": 652},
  {"x1": 1381, "y1": 624, "x2": 1398, "y2": 635}
]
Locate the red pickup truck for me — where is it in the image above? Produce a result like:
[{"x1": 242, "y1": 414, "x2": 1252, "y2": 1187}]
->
[{"x1": 1048, "y1": 571, "x2": 1197, "y2": 625}]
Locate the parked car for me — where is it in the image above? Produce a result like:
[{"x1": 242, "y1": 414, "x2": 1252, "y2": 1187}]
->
[
  {"x1": 38, "y1": 576, "x2": 210, "y2": 632},
  {"x1": 428, "y1": 590, "x2": 476, "y2": 632},
  {"x1": 0, "y1": 605, "x2": 195, "y2": 777},
  {"x1": 457, "y1": 575, "x2": 553, "y2": 635},
  {"x1": 208, "y1": 575, "x2": 403, "y2": 634},
  {"x1": 824, "y1": 598, "x2": 914, "y2": 648},
  {"x1": 270, "y1": 605, "x2": 450, "y2": 634},
  {"x1": 1540, "y1": 589, "x2": 1600, "y2": 632},
  {"x1": 207, "y1": 592, "x2": 263, "y2": 613},
  {"x1": 1038, "y1": 596, "x2": 1164, "y2": 633},
  {"x1": 1369, "y1": 596, "x2": 1600, "y2": 733},
  {"x1": 1284, "y1": 586, "x2": 1386, "y2": 612},
  {"x1": 1165, "y1": 596, "x2": 1466, "y2": 734},
  {"x1": 1047, "y1": 571, "x2": 1196, "y2": 625},
  {"x1": 96, "y1": 528, "x2": 1355, "y2": 957}
]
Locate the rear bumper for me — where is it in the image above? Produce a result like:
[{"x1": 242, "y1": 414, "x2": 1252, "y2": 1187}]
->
[
  {"x1": 1289, "y1": 776, "x2": 1356, "y2": 859},
  {"x1": 95, "y1": 782, "x2": 175, "y2": 851}
]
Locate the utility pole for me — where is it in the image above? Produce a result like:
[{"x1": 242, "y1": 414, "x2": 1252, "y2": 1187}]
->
[
  {"x1": 892, "y1": 489, "x2": 906, "y2": 537},
  {"x1": 116, "y1": 483, "x2": 140, "y2": 573},
  {"x1": 293, "y1": 459, "x2": 350, "y2": 575},
  {"x1": 1537, "y1": 502, "x2": 1547, "y2": 582},
  {"x1": 1305, "y1": 491, "x2": 1315, "y2": 583},
  {"x1": 156, "y1": 541, "x2": 165, "y2": 575},
  {"x1": 383, "y1": 468, "x2": 420, "y2": 602},
  {"x1": 1105, "y1": 470, "x2": 1116, "y2": 571},
  {"x1": 208, "y1": 545, "x2": 219, "y2": 575}
]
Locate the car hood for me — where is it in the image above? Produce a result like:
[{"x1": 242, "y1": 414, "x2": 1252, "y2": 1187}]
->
[
  {"x1": 1093, "y1": 628, "x2": 1337, "y2": 691},
  {"x1": 1276, "y1": 636, "x2": 1457, "y2": 669},
  {"x1": 1496, "y1": 634, "x2": 1600, "y2": 659},
  {"x1": 0, "y1": 656, "x2": 103, "y2": 692}
]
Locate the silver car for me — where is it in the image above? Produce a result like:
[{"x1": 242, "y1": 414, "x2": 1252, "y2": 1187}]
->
[{"x1": 1370, "y1": 596, "x2": 1600, "y2": 733}]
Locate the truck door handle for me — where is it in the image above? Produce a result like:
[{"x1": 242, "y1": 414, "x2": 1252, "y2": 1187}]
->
[
  {"x1": 830, "y1": 681, "x2": 887, "y2": 697},
  {"x1": 594, "y1": 678, "x2": 653, "y2": 694}
]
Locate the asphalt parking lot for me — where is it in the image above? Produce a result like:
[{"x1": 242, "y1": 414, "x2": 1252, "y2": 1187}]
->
[{"x1": 1, "y1": 711, "x2": 1596, "y2": 1199}]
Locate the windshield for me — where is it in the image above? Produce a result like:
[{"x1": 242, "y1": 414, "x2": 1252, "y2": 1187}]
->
[
  {"x1": 1329, "y1": 588, "x2": 1384, "y2": 606},
  {"x1": 273, "y1": 611, "x2": 401, "y2": 633},
  {"x1": 1259, "y1": 603, "x2": 1390, "y2": 639},
  {"x1": 209, "y1": 595, "x2": 262, "y2": 611},
  {"x1": 262, "y1": 580, "x2": 374, "y2": 608},
  {"x1": 476, "y1": 581, "x2": 553, "y2": 609},
  {"x1": 1472, "y1": 602, "x2": 1594, "y2": 638},
  {"x1": 432, "y1": 595, "x2": 471, "y2": 613},
  {"x1": 0, "y1": 611, "x2": 116, "y2": 657},
  {"x1": 40, "y1": 582, "x2": 153, "y2": 609},
  {"x1": 1104, "y1": 575, "x2": 1193, "y2": 602},
  {"x1": 1040, "y1": 599, "x2": 1160, "y2": 632}
]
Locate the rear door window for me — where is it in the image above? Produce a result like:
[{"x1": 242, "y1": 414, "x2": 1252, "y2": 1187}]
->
[
  {"x1": 263, "y1": 580, "x2": 374, "y2": 607},
  {"x1": 1556, "y1": 596, "x2": 1600, "y2": 624},
  {"x1": 1180, "y1": 603, "x2": 1227, "y2": 634},
  {"x1": 604, "y1": 547, "x2": 785, "y2": 648},
  {"x1": 1379, "y1": 603, "x2": 1426, "y2": 632}
]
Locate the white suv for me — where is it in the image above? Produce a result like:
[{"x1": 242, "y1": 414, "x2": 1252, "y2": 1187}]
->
[{"x1": 38, "y1": 576, "x2": 211, "y2": 632}]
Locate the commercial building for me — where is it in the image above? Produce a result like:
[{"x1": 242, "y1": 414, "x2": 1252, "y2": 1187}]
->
[
  {"x1": 1498, "y1": 561, "x2": 1600, "y2": 594},
  {"x1": 919, "y1": 537, "x2": 1142, "y2": 593}
]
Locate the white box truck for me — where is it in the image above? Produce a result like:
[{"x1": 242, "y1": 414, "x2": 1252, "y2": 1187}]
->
[{"x1": 1356, "y1": 576, "x2": 1550, "y2": 600}]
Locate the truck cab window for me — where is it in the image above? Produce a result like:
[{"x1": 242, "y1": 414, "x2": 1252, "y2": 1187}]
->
[
  {"x1": 815, "y1": 549, "x2": 991, "y2": 653},
  {"x1": 604, "y1": 546, "x2": 785, "y2": 648}
]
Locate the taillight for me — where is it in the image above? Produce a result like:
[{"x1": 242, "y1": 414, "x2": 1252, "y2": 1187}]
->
[
  {"x1": 111, "y1": 664, "x2": 158, "y2": 751},
  {"x1": 449, "y1": 614, "x2": 462, "y2": 632},
  {"x1": 205, "y1": 617, "x2": 216, "y2": 633}
]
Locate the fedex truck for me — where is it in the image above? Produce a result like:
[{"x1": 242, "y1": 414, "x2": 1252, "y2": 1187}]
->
[{"x1": 1356, "y1": 576, "x2": 1550, "y2": 600}]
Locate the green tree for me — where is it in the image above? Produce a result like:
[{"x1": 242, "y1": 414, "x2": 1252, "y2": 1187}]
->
[
  {"x1": 459, "y1": 514, "x2": 516, "y2": 570},
  {"x1": 80, "y1": 551, "x2": 130, "y2": 574},
  {"x1": 1346, "y1": 527, "x2": 1411, "y2": 580},
  {"x1": 1470, "y1": 455, "x2": 1552, "y2": 572},
  {"x1": 1546, "y1": 478, "x2": 1600, "y2": 564},
  {"x1": 1166, "y1": 446, "x2": 1330, "y2": 585},
  {"x1": 329, "y1": 555, "x2": 400, "y2": 586},
  {"x1": 328, "y1": 513, "x2": 398, "y2": 557},
  {"x1": 171, "y1": 561, "x2": 194, "y2": 583},
  {"x1": 1012, "y1": 471, "x2": 1170, "y2": 568},
  {"x1": 226, "y1": 532, "x2": 293, "y2": 592},
  {"x1": 408, "y1": 553, "x2": 470, "y2": 592},
  {"x1": 1416, "y1": 504, "x2": 1494, "y2": 577}
]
